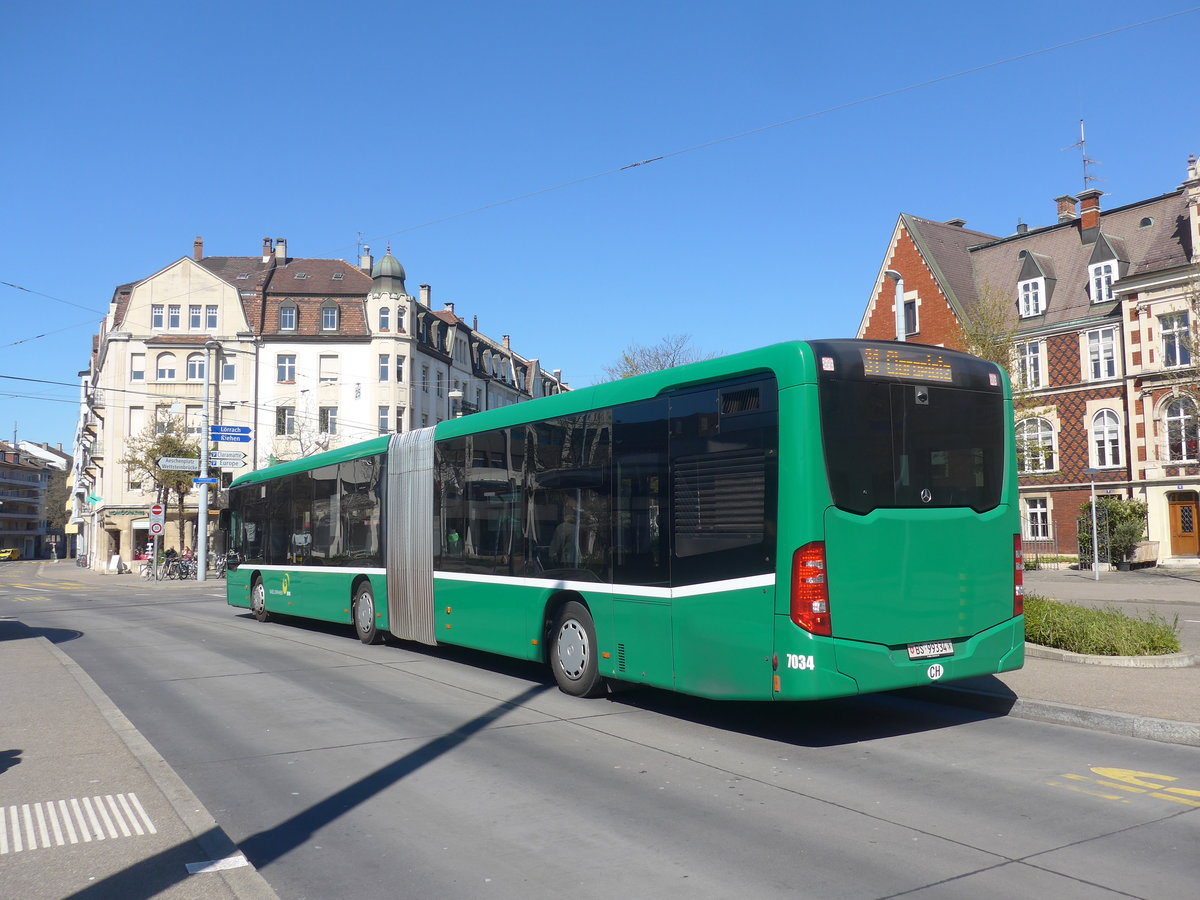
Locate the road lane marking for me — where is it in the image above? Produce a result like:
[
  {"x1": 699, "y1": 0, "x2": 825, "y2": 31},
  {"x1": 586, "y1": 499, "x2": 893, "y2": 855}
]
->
[
  {"x1": 186, "y1": 852, "x2": 250, "y2": 874},
  {"x1": 0, "y1": 793, "x2": 155, "y2": 854},
  {"x1": 1048, "y1": 767, "x2": 1200, "y2": 808}
]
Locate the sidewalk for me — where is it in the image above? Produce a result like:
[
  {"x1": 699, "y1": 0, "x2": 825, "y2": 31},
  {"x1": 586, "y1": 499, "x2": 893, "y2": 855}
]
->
[
  {"x1": 0, "y1": 563, "x2": 275, "y2": 899},
  {"x1": 919, "y1": 565, "x2": 1200, "y2": 746}
]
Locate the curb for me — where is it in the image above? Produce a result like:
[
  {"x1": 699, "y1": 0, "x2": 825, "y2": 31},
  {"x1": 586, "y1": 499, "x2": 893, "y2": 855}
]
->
[
  {"x1": 920, "y1": 683, "x2": 1200, "y2": 748},
  {"x1": 44, "y1": 636, "x2": 279, "y2": 899},
  {"x1": 1024, "y1": 642, "x2": 1199, "y2": 669}
]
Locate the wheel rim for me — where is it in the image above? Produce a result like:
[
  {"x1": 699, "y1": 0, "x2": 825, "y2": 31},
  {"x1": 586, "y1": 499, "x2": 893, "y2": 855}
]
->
[
  {"x1": 251, "y1": 582, "x2": 265, "y2": 614},
  {"x1": 356, "y1": 590, "x2": 374, "y2": 633},
  {"x1": 555, "y1": 618, "x2": 589, "y2": 680}
]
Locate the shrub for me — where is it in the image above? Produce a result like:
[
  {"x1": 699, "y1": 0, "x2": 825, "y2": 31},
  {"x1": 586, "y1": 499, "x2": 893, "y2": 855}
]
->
[{"x1": 1024, "y1": 595, "x2": 1180, "y2": 656}]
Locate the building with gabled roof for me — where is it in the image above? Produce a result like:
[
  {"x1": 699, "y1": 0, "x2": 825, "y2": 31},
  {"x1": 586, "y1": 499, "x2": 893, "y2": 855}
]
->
[
  {"x1": 72, "y1": 237, "x2": 569, "y2": 571},
  {"x1": 859, "y1": 155, "x2": 1199, "y2": 565}
]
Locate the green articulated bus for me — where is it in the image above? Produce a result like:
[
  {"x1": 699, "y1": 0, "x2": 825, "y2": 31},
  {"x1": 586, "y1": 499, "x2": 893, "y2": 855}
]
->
[{"x1": 222, "y1": 339, "x2": 1024, "y2": 700}]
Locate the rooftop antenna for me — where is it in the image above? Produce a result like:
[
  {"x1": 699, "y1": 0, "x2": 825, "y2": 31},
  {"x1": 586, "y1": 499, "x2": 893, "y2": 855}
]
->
[
  {"x1": 356, "y1": 232, "x2": 365, "y2": 258},
  {"x1": 1062, "y1": 119, "x2": 1102, "y2": 191}
]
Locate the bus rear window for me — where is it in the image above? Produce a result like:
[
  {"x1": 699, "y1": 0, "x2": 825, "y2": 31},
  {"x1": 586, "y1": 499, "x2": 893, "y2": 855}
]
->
[{"x1": 819, "y1": 380, "x2": 1004, "y2": 515}]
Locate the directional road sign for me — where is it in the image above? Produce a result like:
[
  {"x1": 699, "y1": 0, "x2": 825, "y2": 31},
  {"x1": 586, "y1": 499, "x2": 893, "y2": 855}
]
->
[
  {"x1": 208, "y1": 450, "x2": 247, "y2": 461},
  {"x1": 193, "y1": 477, "x2": 219, "y2": 485},
  {"x1": 212, "y1": 433, "x2": 251, "y2": 443},
  {"x1": 209, "y1": 425, "x2": 251, "y2": 436},
  {"x1": 158, "y1": 457, "x2": 201, "y2": 471},
  {"x1": 214, "y1": 460, "x2": 247, "y2": 469}
]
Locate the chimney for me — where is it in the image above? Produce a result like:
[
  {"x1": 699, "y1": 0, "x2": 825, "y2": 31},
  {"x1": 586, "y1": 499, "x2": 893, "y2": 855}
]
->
[
  {"x1": 193, "y1": 236, "x2": 204, "y2": 260},
  {"x1": 553, "y1": 369, "x2": 562, "y2": 382},
  {"x1": 503, "y1": 335, "x2": 511, "y2": 351},
  {"x1": 275, "y1": 238, "x2": 288, "y2": 261},
  {"x1": 1078, "y1": 189, "x2": 1103, "y2": 232},
  {"x1": 359, "y1": 245, "x2": 373, "y2": 273},
  {"x1": 1016, "y1": 220, "x2": 1029, "y2": 235},
  {"x1": 1056, "y1": 195, "x2": 1078, "y2": 223},
  {"x1": 420, "y1": 284, "x2": 431, "y2": 306},
  {"x1": 443, "y1": 302, "x2": 455, "y2": 316},
  {"x1": 262, "y1": 237, "x2": 273, "y2": 263},
  {"x1": 473, "y1": 315, "x2": 478, "y2": 330}
]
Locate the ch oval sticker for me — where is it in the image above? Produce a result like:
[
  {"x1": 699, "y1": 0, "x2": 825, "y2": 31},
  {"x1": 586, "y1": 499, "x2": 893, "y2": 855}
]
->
[{"x1": 927, "y1": 664, "x2": 945, "y2": 681}]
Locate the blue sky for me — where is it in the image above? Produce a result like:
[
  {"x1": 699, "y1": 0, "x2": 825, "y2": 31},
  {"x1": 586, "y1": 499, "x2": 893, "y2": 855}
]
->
[{"x1": 2, "y1": 1, "x2": 1197, "y2": 450}]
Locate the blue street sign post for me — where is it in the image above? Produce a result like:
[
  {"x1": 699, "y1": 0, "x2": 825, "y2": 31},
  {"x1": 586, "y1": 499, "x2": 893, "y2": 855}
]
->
[
  {"x1": 193, "y1": 477, "x2": 219, "y2": 484},
  {"x1": 210, "y1": 425, "x2": 251, "y2": 443},
  {"x1": 211, "y1": 433, "x2": 251, "y2": 443}
]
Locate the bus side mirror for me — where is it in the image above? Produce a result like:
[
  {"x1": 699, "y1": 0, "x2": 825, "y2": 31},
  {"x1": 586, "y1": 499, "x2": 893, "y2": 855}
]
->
[{"x1": 218, "y1": 509, "x2": 230, "y2": 531}]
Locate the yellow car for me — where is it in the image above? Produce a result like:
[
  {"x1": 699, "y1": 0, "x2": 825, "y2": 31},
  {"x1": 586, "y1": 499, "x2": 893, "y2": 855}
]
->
[{"x1": 0, "y1": 548, "x2": 20, "y2": 560}]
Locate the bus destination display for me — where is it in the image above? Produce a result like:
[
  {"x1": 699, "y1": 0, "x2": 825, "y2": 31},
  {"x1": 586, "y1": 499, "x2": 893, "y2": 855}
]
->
[{"x1": 861, "y1": 346, "x2": 953, "y2": 382}]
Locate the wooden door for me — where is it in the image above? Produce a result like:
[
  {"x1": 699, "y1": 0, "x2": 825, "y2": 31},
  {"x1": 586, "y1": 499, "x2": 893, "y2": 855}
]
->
[{"x1": 1168, "y1": 492, "x2": 1199, "y2": 557}]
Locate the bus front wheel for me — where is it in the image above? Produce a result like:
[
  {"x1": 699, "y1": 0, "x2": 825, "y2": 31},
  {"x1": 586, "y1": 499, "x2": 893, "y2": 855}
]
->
[
  {"x1": 250, "y1": 578, "x2": 270, "y2": 623},
  {"x1": 354, "y1": 582, "x2": 381, "y2": 645},
  {"x1": 550, "y1": 601, "x2": 604, "y2": 698}
]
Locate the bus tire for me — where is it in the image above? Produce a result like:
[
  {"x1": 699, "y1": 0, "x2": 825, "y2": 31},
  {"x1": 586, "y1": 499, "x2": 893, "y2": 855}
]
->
[
  {"x1": 353, "y1": 582, "x2": 381, "y2": 645},
  {"x1": 550, "y1": 601, "x2": 604, "y2": 698},
  {"x1": 250, "y1": 577, "x2": 270, "y2": 623}
]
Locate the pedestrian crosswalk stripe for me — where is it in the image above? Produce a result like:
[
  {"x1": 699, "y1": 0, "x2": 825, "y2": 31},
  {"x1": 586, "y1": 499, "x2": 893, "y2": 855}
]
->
[{"x1": 0, "y1": 793, "x2": 156, "y2": 854}]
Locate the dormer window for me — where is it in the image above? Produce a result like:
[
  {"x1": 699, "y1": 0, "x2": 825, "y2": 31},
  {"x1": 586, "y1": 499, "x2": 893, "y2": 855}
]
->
[
  {"x1": 293, "y1": 272, "x2": 309, "y2": 280},
  {"x1": 1089, "y1": 261, "x2": 1115, "y2": 303},
  {"x1": 321, "y1": 300, "x2": 339, "y2": 331},
  {"x1": 1018, "y1": 278, "x2": 1044, "y2": 317},
  {"x1": 332, "y1": 272, "x2": 344, "y2": 280},
  {"x1": 280, "y1": 303, "x2": 297, "y2": 331}
]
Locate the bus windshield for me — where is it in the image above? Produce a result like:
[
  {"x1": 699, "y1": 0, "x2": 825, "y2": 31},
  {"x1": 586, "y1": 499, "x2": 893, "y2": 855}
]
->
[{"x1": 819, "y1": 379, "x2": 1005, "y2": 515}]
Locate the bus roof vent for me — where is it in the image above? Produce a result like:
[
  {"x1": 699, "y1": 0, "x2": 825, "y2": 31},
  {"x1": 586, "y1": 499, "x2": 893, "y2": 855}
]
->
[{"x1": 721, "y1": 387, "x2": 760, "y2": 415}]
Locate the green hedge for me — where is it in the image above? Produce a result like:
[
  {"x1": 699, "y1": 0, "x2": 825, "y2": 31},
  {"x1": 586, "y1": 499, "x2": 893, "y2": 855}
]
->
[{"x1": 1024, "y1": 595, "x2": 1180, "y2": 656}]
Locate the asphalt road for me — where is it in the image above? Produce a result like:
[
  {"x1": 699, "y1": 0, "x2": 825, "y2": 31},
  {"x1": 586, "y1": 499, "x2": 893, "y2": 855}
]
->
[{"x1": 3, "y1": 565, "x2": 1198, "y2": 899}]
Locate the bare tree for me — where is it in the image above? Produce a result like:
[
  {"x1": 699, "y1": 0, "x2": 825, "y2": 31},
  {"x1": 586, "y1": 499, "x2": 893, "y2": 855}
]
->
[
  {"x1": 601, "y1": 334, "x2": 719, "y2": 381},
  {"x1": 119, "y1": 414, "x2": 200, "y2": 550}
]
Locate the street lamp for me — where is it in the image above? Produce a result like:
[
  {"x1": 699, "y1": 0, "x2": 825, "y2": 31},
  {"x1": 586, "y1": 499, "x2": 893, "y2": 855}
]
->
[
  {"x1": 1083, "y1": 468, "x2": 1102, "y2": 581},
  {"x1": 197, "y1": 340, "x2": 220, "y2": 583},
  {"x1": 884, "y1": 270, "x2": 905, "y2": 342},
  {"x1": 448, "y1": 388, "x2": 464, "y2": 419}
]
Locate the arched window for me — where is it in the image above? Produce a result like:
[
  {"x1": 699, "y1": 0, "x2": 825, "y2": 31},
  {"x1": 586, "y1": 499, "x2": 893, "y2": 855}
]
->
[
  {"x1": 156, "y1": 352, "x2": 177, "y2": 381},
  {"x1": 1165, "y1": 398, "x2": 1199, "y2": 462},
  {"x1": 396, "y1": 306, "x2": 404, "y2": 331},
  {"x1": 379, "y1": 306, "x2": 390, "y2": 331},
  {"x1": 1016, "y1": 417, "x2": 1056, "y2": 473},
  {"x1": 1091, "y1": 409, "x2": 1121, "y2": 468},
  {"x1": 186, "y1": 352, "x2": 205, "y2": 381}
]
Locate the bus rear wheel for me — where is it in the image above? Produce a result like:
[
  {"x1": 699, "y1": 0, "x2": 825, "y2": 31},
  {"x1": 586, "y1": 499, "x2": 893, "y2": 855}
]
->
[
  {"x1": 550, "y1": 601, "x2": 604, "y2": 698},
  {"x1": 250, "y1": 578, "x2": 270, "y2": 623},
  {"x1": 354, "y1": 582, "x2": 381, "y2": 645}
]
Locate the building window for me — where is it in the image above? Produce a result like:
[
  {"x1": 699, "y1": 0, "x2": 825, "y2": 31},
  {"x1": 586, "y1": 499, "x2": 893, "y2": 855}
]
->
[
  {"x1": 1165, "y1": 398, "x2": 1199, "y2": 462},
  {"x1": 378, "y1": 354, "x2": 389, "y2": 382},
  {"x1": 151, "y1": 305, "x2": 164, "y2": 329},
  {"x1": 321, "y1": 303, "x2": 339, "y2": 330},
  {"x1": 189, "y1": 305, "x2": 202, "y2": 329},
  {"x1": 319, "y1": 355, "x2": 339, "y2": 384},
  {"x1": 275, "y1": 406, "x2": 296, "y2": 436},
  {"x1": 130, "y1": 353, "x2": 145, "y2": 382},
  {"x1": 903, "y1": 299, "x2": 918, "y2": 335},
  {"x1": 1161, "y1": 312, "x2": 1192, "y2": 368},
  {"x1": 185, "y1": 405, "x2": 203, "y2": 435},
  {"x1": 280, "y1": 305, "x2": 297, "y2": 331},
  {"x1": 277, "y1": 354, "x2": 296, "y2": 383},
  {"x1": 206, "y1": 305, "x2": 218, "y2": 330},
  {"x1": 1018, "y1": 279, "x2": 1044, "y2": 317},
  {"x1": 396, "y1": 356, "x2": 404, "y2": 382},
  {"x1": 221, "y1": 358, "x2": 235, "y2": 382},
  {"x1": 168, "y1": 305, "x2": 181, "y2": 329},
  {"x1": 379, "y1": 307, "x2": 390, "y2": 331},
  {"x1": 1015, "y1": 341, "x2": 1043, "y2": 390},
  {"x1": 156, "y1": 352, "x2": 177, "y2": 381},
  {"x1": 1086, "y1": 327, "x2": 1117, "y2": 380},
  {"x1": 1089, "y1": 261, "x2": 1115, "y2": 303},
  {"x1": 422, "y1": 365, "x2": 429, "y2": 393},
  {"x1": 436, "y1": 371, "x2": 444, "y2": 397},
  {"x1": 186, "y1": 352, "x2": 205, "y2": 381},
  {"x1": 378, "y1": 406, "x2": 389, "y2": 435},
  {"x1": 318, "y1": 407, "x2": 337, "y2": 434},
  {"x1": 1025, "y1": 498, "x2": 1050, "y2": 540},
  {"x1": 1092, "y1": 409, "x2": 1122, "y2": 468},
  {"x1": 396, "y1": 407, "x2": 405, "y2": 432},
  {"x1": 1017, "y1": 417, "x2": 1056, "y2": 473}
]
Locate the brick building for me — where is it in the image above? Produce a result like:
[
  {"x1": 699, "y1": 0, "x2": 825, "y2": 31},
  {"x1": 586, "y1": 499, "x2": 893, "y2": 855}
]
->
[{"x1": 858, "y1": 155, "x2": 1200, "y2": 565}]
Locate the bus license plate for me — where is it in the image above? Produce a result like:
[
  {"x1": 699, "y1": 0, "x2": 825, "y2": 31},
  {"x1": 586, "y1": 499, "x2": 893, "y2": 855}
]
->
[{"x1": 908, "y1": 640, "x2": 954, "y2": 660}]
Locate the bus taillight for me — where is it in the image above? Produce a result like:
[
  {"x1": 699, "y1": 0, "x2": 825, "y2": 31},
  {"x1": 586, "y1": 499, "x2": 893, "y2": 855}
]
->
[
  {"x1": 1013, "y1": 535, "x2": 1024, "y2": 617},
  {"x1": 791, "y1": 542, "x2": 831, "y2": 636}
]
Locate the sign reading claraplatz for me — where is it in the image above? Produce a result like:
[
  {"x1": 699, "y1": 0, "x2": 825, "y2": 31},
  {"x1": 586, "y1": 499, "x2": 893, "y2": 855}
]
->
[
  {"x1": 208, "y1": 450, "x2": 247, "y2": 461},
  {"x1": 158, "y1": 457, "x2": 201, "y2": 471}
]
